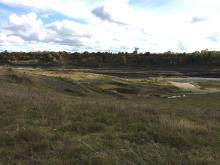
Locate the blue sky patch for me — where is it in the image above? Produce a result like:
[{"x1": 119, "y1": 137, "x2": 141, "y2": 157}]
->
[
  {"x1": 40, "y1": 11, "x2": 88, "y2": 24},
  {"x1": 129, "y1": 0, "x2": 172, "y2": 7},
  {"x1": 0, "y1": 2, "x2": 32, "y2": 26},
  {"x1": 0, "y1": 2, "x2": 30, "y2": 15}
]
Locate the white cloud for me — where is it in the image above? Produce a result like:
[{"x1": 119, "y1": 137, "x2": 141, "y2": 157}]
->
[
  {"x1": 0, "y1": 33, "x2": 24, "y2": 44},
  {"x1": 6, "y1": 13, "x2": 82, "y2": 44},
  {"x1": 0, "y1": 0, "x2": 220, "y2": 52},
  {"x1": 5, "y1": 12, "x2": 47, "y2": 41}
]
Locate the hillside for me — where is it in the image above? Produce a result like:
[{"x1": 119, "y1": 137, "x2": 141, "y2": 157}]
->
[{"x1": 0, "y1": 66, "x2": 220, "y2": 164}]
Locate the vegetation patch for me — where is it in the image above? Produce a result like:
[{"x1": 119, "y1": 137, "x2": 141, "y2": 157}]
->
[{"x1": 0, "y1": 66, "x2": 219, "y2": 164}]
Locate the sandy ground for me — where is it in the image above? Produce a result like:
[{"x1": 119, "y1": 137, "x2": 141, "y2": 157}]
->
[
  {"x1": 170, "y1": 82, "x2": 197, "y2": 90},
  {"x1": 169, "y1": 80, "x2": 220, "y2": 94}
]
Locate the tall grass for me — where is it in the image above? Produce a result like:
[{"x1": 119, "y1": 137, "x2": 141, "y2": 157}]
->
[{"x1": 0, "y1": 67, "x2": 219, "y2": 164}]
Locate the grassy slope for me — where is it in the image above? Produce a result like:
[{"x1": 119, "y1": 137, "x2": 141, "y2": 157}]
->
[{"x1": 0, "y1": 67, "x2": 220, "y2": 165}]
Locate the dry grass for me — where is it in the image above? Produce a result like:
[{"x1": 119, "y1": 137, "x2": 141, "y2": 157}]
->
[
  {"x1": 40, "y1": 71, "x2": 106, "y2": 81},
  {"x1": 160, "y1": 116, "x2": 209, "y2": 130},
  {"x1": 0, "y1": 66, "x2": 220, "y2": 165}
]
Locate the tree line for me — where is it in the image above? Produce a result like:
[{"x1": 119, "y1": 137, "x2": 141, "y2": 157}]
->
[{"x1": 0, "y1": 50, "x2": 220, "y2": 67}]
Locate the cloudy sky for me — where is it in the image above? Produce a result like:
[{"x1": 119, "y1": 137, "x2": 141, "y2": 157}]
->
[{"x1": 0, "y1": 0, "x2": 220, "y2": 53}]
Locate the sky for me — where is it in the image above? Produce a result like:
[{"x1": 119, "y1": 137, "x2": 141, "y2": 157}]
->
[{"x1": 0, "y1": 0, "x2": 220, "y2": 53}]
